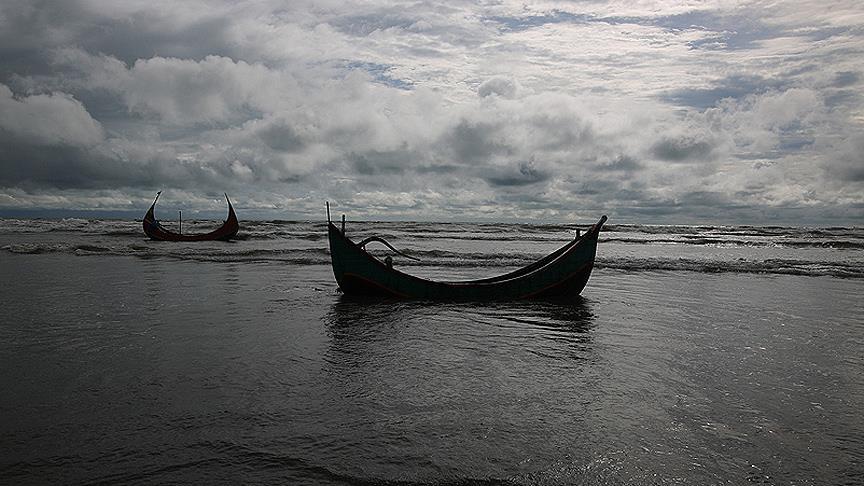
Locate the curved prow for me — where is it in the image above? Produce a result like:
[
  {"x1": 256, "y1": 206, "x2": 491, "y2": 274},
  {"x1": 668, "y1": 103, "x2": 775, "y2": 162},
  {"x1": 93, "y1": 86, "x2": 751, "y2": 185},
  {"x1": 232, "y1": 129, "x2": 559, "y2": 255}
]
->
[
  {"x1": 225, "y1": 193, "x2": 238, "y2": 223},
  {"x1": 596, "y1": 215, "x2": 608, "y2": 232},
  {"x1": 144, "y1": 191, "x2": 162, "y2": 225},
  {"x1": 579, "y1": 214, "x2": 606, "y2": 241}
]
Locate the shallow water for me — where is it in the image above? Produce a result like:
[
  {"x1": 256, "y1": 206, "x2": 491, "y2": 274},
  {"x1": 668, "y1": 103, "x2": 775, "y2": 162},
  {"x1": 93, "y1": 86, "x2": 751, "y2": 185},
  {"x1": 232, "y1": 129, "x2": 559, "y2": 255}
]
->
[
  {"x1": 1, "y1": 218, "x2": 862, "y2": 278},
  {"x1": 1, "y1": 219, "x2": 862, "y2": 484}
]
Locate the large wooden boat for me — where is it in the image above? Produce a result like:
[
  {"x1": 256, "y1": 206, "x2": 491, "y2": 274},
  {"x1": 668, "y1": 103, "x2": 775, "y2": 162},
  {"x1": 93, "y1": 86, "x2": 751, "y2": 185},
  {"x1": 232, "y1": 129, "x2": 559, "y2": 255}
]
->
[
  {"x1": 143, "y1": 192, "x2": 239, "y2": 241},
  {"x1": 327, "y1": 207, "x2": 606, "y2": 300}
]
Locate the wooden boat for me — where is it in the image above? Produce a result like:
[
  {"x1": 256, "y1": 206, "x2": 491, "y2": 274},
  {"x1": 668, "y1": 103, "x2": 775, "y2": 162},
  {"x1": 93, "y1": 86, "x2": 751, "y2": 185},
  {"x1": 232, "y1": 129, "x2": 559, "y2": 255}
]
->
[
  {"x1": 143, "y1": 192, "x2": 239, "y2": 241},
  {"x1": 327, "y1": 206, "x2": 607, "y2": 300}
]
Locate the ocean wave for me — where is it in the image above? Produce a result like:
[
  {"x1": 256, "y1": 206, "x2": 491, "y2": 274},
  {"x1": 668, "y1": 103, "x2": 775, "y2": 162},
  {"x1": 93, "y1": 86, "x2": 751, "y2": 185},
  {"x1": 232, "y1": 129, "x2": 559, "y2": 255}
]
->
[
  {"x1": 600, "y1": 236, "x2": 864, "y2": 249},
  {"x1": 595, "y1": 257, "x2": 864, "y2": 279},
  {"x1": 4, "y1": 242, "x2": 861, "y2": 278},
  {"x1": 2, "y1": 242, "x2": 331, "y2": 263},
  {"x1": 2, "y1": 217, "x2": 861, "y2": 245}
]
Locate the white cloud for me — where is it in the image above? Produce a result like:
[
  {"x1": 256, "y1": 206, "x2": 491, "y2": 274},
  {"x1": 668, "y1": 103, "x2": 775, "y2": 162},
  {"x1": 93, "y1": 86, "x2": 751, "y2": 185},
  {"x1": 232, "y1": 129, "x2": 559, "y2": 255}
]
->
[
  {"x1": 0, "y1": 84, "x2": 103, "y2": 146},
  {"x1": 51, "y1": 50, "x2": 302, "y2": 125},
  {"x1": 0, "y1": 0, "x2": 862, "y2": 223}
]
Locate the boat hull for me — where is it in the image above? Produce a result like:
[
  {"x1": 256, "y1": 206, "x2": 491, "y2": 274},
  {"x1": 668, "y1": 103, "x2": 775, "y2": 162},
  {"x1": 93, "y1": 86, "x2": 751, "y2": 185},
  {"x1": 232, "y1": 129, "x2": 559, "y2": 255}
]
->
[
  {"x1": 143, "y1": 194, "x2": 239, "y2": 242},
  {"x1": 328, "y1": 216, "x2": 606, "y2": 300}
]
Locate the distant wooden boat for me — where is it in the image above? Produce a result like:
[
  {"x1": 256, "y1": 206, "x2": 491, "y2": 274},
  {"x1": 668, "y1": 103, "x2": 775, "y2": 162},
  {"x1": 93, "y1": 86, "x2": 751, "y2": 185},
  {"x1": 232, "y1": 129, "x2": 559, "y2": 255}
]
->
[
  {"x1": 327, "y1": 206, "x2": 606, "y2": 300},
  {"x1": 143, "y1": 192, "x2": 239, "y2": 241}
]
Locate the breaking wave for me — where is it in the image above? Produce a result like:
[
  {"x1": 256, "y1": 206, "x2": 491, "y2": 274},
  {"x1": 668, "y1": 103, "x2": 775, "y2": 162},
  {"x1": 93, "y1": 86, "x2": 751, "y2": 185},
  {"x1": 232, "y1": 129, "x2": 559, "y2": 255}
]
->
[
  {"x1": 595, "y1": 257, "x2": 864, "y2": 279},
  {"x1": 3, "y1": 242, "x2": 862, "y2": 279},
  {"x1": 3, "y1": 218, "x2": 861, "y2": 248},
  {"x1": 2, "y1": 217, "x2": 861, "y2": 278}
]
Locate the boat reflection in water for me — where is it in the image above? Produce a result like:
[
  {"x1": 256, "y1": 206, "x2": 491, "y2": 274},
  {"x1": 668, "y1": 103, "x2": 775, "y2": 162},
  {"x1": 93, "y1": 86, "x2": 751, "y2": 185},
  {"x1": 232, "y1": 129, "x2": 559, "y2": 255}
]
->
[
  {"x1": 322, "y1": 295, "x2": 598, "y2": 367},
  {"x1": 325, "y1": 295, "x2": 596, "y2": 334}
]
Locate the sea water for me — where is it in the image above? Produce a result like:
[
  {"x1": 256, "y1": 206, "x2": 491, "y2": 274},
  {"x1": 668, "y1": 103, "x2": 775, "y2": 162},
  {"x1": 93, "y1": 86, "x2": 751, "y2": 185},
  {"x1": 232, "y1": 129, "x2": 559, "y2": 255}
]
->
[{"x1": 1, "y1": 218, "x2": 862, "y2": 484}]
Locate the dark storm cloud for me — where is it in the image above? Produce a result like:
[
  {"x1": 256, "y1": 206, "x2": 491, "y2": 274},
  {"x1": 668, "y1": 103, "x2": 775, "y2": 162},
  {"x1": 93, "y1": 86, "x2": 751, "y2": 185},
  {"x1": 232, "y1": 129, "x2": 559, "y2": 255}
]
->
[
  {"x1": 832, "y1": 71, "x2": 860, "y2": 88},
  {"x1": 0, "y1": 1, "x2": 237, "y2": 92},
  {"x1": 483, "y1": 160, "x2": 550, "y2": 187},
  {"x1": 0, "y1": 132, "x2": 170, "y2": 190},
  {"x1": 257, "y1": 122, "x2": 307, "y2": 153},
  {"x1": 824, "y1": 90, "x2": 860, "y2": 109},
  {"x1": 0, "y1": 143, "x2": 97, "y2": 189},
  {"x1": 823, "y1": 72, "x2": 863, "y2": 108},
  {"x1": 0, "y1": 0, "x2": 90, "y2": 51},
  {"x1": 0, "y1": 137, "x2": 249, "y2": 191},
  {"x1": 0, "y1": 1, "x2": 90, "y2": 84},
  {"x1": 0, "y1": 1, "x2": 235, "y2": 64},
  {"x1": 526, "y1": 112, "x2": 593, "y2": 152},
  {"x1": 0, "y1": 81, "x2": 291, "y2": 192},
  {"x1": 415, "y1": 164, "x2": 462, "y2": 175},
  {"x1": 826, "y1": 134, "x2": 864, "y2": 182},
  {"x1": 348, "y1": 151, "x2": 411, "y2": 176},
  {"x1": 560, "y1": 178, "x2": 612, "y2": 197},
  {"x1": 78, "y1": 14, "x2": 235, "y2": 66},
  {"x1": 444, "y1": 119, "x2": 511, "y2": 163},
  {"x1": 676, "y1": 191, "x2": 749, "y2": 208},
  {"x1": 651, "y1": 136, "x2": 715, "y2": 162}
]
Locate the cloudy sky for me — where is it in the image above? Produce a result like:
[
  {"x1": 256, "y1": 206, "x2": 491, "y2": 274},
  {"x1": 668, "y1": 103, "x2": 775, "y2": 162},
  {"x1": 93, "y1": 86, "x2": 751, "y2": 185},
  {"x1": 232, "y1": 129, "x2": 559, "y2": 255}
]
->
[{"x1": 0, "y1": 0, "x2": 862, "y2": 224}]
